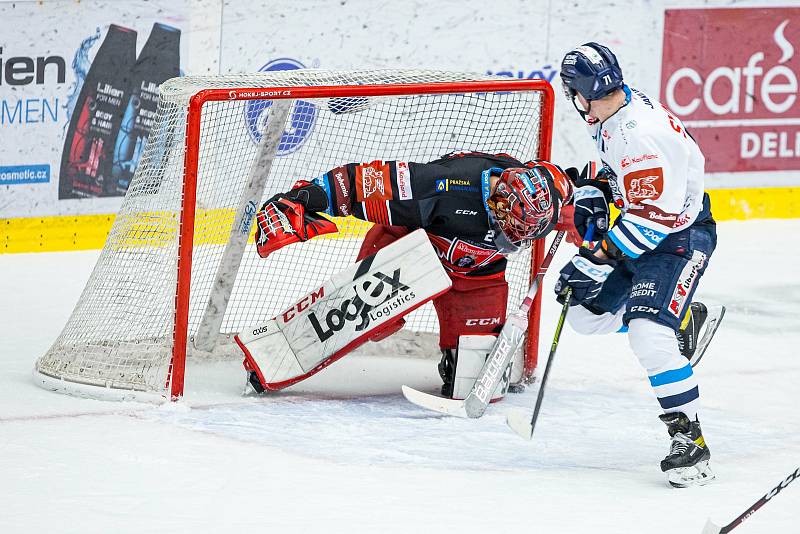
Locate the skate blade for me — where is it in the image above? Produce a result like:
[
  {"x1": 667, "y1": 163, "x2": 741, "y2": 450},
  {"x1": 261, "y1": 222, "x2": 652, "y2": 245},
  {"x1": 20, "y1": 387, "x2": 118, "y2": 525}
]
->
[
  {"x1": 666, "y1": 460, "x2": 715, "y2": 488},
  {"x1": 690, "y1": 305, "x2": 725, "y2": 368}
]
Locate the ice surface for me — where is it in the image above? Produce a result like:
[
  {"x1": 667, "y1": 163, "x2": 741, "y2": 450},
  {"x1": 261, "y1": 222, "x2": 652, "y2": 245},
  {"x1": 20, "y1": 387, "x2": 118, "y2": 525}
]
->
[{"x1": 2, "y1": 219, "x2": 799, "y2": 533}]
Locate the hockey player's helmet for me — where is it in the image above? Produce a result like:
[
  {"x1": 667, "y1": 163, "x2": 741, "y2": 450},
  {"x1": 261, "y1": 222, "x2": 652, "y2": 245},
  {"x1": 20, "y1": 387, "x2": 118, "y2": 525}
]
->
[
  {"x1": 487, "y1": 163, "x2": 571, "y2": 253},
  {"x1": 560, "y1": 42, "x2": 624, "y2": 102}
]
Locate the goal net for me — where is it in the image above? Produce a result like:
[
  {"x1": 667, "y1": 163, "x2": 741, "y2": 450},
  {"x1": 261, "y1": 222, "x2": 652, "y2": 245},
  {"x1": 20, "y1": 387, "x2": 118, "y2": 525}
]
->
[{"x1": 34, "y1": 70, "x2": 554, "y2": 401}]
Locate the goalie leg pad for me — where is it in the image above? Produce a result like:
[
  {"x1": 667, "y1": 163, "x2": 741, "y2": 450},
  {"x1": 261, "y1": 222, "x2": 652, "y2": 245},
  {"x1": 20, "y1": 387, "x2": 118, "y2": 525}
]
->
[
  {"x1": 433, "y1": 273, "x2": 509, "y2": 349},
  {"x1": 451, "y1": 334, "x2": 510, "y2": 402},
  {"x1": 237, "y1": 229, "x2": 452, "y2": 391},
  {"x1": 367, "y1": 317, "x2": 406, "y2": 343},
  {"x1": 356, "y1": 224, "x2": 411, "y2": 261},
  {"x1": 355, "y1": 225, "x2": 413, "y2": 341}
]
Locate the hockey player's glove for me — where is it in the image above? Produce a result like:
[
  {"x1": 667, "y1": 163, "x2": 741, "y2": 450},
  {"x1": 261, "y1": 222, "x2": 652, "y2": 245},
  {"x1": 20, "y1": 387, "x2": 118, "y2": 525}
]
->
[
  {"x1": 553, "y1": 204, "x2": 582, "y2": 245},
  {"x1": 254, "y1": 180, "x2": 338, "y2": 258},
  {"x1": 271, "y1": 180, "x2": 331, "y2": 213},
  {"x1": 566, "y1": 163, "x2": 614, "y2": 240},
  {"x1": 554, "y1": 246, "x2": 616, "y2": 306}
]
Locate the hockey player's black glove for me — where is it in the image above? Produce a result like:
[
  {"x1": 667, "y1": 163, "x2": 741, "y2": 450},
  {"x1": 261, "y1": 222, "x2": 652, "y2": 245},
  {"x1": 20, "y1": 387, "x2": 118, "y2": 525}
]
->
[
  {"x1": 566, "y1": 163, "x2": 614, "y2": 240},
  {"x1": 263, "y1": 180, "x2": 330, "y2": 213},
  {"x1": 554, "y1": 246, "x2": 616, "y2": 306}
]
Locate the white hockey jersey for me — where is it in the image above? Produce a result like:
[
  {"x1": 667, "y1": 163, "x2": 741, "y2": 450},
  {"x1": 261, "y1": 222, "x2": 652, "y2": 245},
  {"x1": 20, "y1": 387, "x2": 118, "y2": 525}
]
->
[{"x1": 587, "y1": 86, "x2": 706, "y2": 259}]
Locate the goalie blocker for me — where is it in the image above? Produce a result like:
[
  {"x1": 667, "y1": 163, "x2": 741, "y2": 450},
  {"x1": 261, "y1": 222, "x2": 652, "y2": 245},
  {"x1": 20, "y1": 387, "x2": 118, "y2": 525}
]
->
[{"x1": 237, "y1": 229, "x2": 453, "y2": 391}]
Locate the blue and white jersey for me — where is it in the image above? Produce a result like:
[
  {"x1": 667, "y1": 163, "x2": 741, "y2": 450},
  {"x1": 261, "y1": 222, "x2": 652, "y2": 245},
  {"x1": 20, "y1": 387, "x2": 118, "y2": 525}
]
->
[{"x1": 587, "y1": 86, "x2": 706, "y2": 259}]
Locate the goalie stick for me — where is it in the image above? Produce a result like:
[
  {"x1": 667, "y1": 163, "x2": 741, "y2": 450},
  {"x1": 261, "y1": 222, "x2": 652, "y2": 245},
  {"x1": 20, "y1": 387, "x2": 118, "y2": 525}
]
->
[
  {"x1": 506, "y1": 224, "x2": 594, "y2": 440},
  {"x1": 401, "y1": 230, "x2": 567, "y2": 418},
  {"x1": 701, "y1": 466, "x2": 799, "y2": 533}
]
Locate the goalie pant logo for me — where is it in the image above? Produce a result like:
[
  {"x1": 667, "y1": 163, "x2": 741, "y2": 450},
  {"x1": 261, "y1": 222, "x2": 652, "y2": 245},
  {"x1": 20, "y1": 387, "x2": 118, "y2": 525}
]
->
[{"x1": 308, "y1": 269, "x2": 415, "y2": 342}]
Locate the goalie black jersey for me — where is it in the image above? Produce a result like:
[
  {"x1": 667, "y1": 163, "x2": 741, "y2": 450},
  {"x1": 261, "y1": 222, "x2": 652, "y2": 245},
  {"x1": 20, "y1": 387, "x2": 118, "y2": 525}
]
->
[{"x1": 313, "y1": 152, "x2": 529, "y2": 277}]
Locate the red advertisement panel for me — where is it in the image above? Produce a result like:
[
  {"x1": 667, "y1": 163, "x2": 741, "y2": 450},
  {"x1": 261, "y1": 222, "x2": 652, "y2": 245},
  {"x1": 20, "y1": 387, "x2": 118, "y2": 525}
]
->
[{"x1": 661, "y1": 8, "x2": 800, "y2": 172}]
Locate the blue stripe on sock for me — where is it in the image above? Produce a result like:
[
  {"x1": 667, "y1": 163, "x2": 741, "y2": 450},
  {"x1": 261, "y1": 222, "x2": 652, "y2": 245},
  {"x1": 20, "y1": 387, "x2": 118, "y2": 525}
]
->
[
  {"x1": 617, "y1": 325, "x2": 629, "y2": 333},
  {"x1": 657, "y1": 386, "x2": 699, "y2": 410},
  {"x1": 617, "y1": 220, "x2": 650, "y2": 250},
  {"x1": 649, "y1": 363, "x2": 693, "y2": 387}
]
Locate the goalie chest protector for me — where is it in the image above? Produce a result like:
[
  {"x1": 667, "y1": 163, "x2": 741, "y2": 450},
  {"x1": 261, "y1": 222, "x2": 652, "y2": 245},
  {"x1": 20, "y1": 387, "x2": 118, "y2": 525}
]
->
[{"x1": 236, "y1": 229, "x2": 452, "y2": 390}]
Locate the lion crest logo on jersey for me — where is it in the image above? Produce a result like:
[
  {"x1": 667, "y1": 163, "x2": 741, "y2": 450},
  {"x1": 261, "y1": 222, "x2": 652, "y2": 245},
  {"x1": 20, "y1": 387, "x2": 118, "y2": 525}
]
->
[
  {"x1": 624, "y1": 167, "x2": 664, "y2": 204},
  {"x1": 362, "y1": 167, "x2": 385, "y2": 197},
  {"x1": 356, "y1": 161, "x2": 393, "y2": 201}
]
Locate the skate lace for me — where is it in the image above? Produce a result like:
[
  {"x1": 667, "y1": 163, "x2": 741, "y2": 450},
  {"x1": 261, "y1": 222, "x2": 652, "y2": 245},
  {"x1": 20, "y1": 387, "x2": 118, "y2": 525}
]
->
[{"x1": 669, "y1": 433, "x2": 693, "y2": 456}]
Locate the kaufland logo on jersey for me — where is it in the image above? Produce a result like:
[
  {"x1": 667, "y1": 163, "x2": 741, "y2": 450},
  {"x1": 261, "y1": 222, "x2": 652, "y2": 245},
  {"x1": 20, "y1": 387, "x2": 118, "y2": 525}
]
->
[{"x1": 660, "y1": 8, "x2": 800, "y2": 173}]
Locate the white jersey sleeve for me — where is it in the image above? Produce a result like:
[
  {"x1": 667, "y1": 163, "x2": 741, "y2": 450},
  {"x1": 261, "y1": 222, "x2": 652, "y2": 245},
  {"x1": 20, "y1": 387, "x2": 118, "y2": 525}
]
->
[{"x1": 591, "y1": 86, "x2": 706, "y2": 259}]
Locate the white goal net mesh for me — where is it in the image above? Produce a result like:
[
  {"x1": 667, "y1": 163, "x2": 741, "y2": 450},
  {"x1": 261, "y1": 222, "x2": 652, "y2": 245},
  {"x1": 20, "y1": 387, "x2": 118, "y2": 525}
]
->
[{"x1": 35, "y1": 69, "x2": 548, "y2": 399}]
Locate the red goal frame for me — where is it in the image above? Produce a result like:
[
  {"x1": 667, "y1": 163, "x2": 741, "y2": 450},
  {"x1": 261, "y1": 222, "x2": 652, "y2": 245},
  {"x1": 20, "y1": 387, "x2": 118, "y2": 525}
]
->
[{"x1": 170, "y1": 79, "x2": 555, "y2": 399}]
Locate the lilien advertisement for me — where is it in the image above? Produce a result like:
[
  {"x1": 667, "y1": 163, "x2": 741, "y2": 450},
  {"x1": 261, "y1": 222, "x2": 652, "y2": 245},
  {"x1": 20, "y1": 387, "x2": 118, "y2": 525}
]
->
[{"x1": 0, "y1": 1, "x2": 189, "y2": 219}]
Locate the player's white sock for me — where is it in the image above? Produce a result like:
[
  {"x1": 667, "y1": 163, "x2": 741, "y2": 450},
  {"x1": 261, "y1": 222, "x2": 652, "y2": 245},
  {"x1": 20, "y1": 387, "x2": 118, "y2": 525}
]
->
[{"x1": 628, "y1": 318, "x2": 700, "y2": 420}]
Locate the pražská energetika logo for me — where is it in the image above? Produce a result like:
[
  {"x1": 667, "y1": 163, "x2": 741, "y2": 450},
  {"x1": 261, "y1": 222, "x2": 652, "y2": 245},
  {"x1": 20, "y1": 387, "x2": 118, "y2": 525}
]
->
[
  {"x1": 660, "y1": 8, "x2": 800, "y2": 173},
  {"x1": 244, "y1": 58, "x2": 317, "y2": 155}
]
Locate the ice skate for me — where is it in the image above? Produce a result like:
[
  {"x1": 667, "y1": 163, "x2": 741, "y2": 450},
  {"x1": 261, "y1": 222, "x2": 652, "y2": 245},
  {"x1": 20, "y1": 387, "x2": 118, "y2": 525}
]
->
[
  {"x1": 677, "y1": 301, "x2": 726, "y2": 367},
  {"x1": 438, "y1": 349, "x2": 456, "y2": 398},
  {"x1": 659, "y1": 412, "x2": 715, "y2": 488}
]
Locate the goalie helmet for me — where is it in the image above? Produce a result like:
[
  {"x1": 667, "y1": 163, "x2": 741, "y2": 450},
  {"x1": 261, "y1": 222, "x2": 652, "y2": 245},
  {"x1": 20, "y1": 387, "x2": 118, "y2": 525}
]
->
[
  {"x1": 487, "y1": 163, "x2": 570, "y2": 253},
  {"x1": 560, "y1": 42, "x2": 624, "y2": 102}
]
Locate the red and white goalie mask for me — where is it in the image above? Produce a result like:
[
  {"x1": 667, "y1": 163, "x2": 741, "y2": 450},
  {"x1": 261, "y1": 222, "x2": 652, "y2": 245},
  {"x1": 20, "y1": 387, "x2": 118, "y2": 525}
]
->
[{"x1": 487, "y1": 163, "x2": 570, "y2": 253}]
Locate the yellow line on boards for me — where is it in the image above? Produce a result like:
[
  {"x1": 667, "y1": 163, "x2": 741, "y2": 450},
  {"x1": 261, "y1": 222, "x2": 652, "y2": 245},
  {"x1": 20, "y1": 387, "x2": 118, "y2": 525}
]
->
[
  {"x1": 2, "y1": 209, "x2": 370, "y2": 254},
  {"x1": 2, "y1": 187, "x2": 798, "y2": 254}
]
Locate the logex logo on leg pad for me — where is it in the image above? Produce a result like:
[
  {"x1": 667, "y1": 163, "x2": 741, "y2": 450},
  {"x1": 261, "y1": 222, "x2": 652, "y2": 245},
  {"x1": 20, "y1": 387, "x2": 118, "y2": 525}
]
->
[{"x1": 308, "y1": 269, "x2": 416, "y2": 341}]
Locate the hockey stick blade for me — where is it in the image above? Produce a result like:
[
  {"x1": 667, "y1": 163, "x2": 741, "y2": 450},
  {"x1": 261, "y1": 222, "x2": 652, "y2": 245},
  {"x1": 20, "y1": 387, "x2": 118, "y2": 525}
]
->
[
  {"x1": 506, "y1": 407, "x2": 535, "y2": 439},
  {"x1": 701, "y1": 465, "x2": 799, "y2": 534},
  {"x1": 690, "y1": 305, "x2": 726, "y2": 368},
  {"x1": 401, "y1": 385, "x2": 468, "y2": 418},
  {"x1": 401, "y1": 314, "x2": 527, "y2": 419},
  {"x1": 700, "y1": 519, "x2": 722, "y2": 534},
  {"x1": 400, "y1": 231, "x2": 567, "y2": 419},
  {"x1": 505, "y1": 225, "x2": 594, "y2": 440},
  {"x1": 505, "y1": 291, "x2": 571, "y2": 440}
]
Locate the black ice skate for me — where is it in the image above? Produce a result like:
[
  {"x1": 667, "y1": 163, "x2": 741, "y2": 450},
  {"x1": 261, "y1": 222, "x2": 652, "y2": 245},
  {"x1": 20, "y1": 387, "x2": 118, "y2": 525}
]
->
[
  {"x1": 676, "y1": 302, "x2": 726, "y2": 368},
  {"x1": 438, "y1": 349, "x2": 456, "y2": 397},
  {"x1": 659, "y1": 412, "x2": 715, "y2": 488},
  {"x1": 247, "y1": 371, "x2": 265, "y2": 394}
]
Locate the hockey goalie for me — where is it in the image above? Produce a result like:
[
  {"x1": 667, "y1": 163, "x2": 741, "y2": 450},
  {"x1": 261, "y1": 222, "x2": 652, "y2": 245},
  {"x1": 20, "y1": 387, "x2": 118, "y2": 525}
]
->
[{"x1": 235, "y1": 152, "x2": 576, "y2": 401}]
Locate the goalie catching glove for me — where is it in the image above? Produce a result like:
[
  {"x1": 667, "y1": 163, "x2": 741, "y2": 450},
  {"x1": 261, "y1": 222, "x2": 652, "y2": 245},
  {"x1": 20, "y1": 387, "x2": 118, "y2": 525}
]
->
[{"x1": 255, "y1": 180, "x2": 338, "y2": 258}]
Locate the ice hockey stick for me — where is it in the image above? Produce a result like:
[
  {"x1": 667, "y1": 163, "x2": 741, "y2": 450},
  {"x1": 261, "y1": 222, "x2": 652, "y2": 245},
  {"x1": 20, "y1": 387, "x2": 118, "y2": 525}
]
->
[{"x1": 701, "y1": 466, "x2": 799, "y2": 533}]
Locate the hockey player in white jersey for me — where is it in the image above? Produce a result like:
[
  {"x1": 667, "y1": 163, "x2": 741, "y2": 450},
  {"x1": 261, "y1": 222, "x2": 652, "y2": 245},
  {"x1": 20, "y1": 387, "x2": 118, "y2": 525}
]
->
[{"x1": 556, "y1": 42, "x2": 723, "y2": 487}]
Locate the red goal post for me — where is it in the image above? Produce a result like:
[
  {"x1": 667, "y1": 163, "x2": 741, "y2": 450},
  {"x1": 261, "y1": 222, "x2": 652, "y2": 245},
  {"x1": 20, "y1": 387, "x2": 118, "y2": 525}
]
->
[{"x1": 35, "y1": 72, "x2": 555, "y2": 402}]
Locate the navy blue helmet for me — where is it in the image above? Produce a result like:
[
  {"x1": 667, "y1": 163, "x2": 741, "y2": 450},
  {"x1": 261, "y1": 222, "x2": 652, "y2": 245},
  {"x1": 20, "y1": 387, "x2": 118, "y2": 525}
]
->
[{"x1": 560, "y1": 43, "x2": 624, "y2": 102}]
